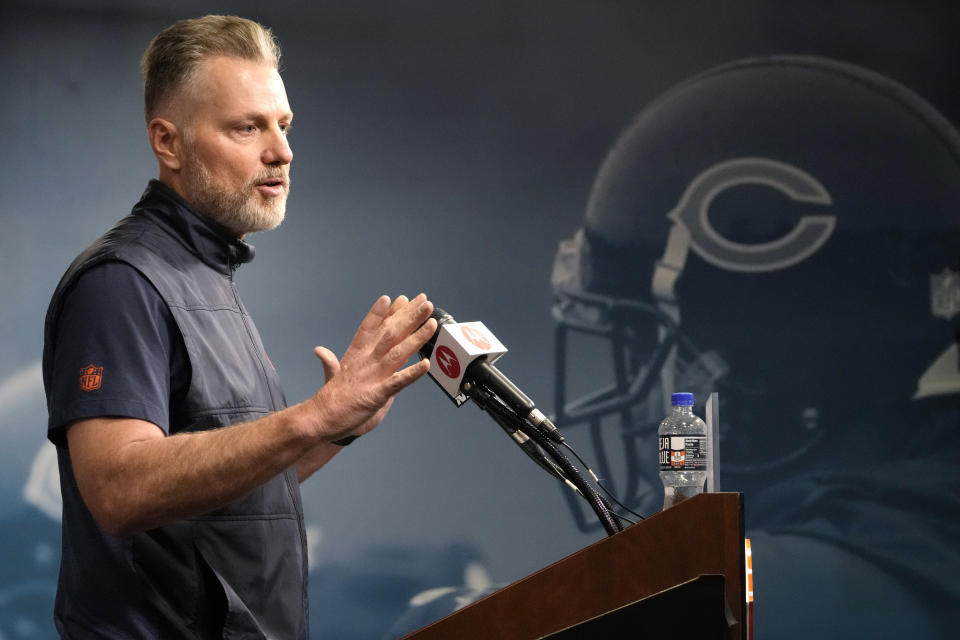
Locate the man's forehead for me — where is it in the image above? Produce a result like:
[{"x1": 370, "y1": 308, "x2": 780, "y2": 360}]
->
[{"x1": 191, "y1": 55, "x2": 291, "y2": 115}]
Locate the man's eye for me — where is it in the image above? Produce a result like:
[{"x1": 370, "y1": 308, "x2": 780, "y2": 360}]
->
[
  {"x1": 239, "y1": 124, "x2": 257, "y2": 134},
  {"x1": 280, "y1": 124, "x2": 292, "y2": 135}
]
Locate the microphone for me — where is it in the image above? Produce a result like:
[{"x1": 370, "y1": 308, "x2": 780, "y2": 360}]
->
[
  {"x1": 420, "y1": 308, "x2": 623, "y2": 535},
  {"x1": 420, "y1": 308, "x2": 563, "y2": 443}
]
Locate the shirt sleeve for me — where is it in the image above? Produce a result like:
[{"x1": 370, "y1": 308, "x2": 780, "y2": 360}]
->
[{"x1": 47, "y1": 260, "x2": 185, "y2": 445}]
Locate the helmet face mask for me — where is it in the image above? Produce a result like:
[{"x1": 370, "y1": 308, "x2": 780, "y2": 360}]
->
[
  {"x1": 552, "y1": 281, "x2": 732, "y2": 520},
  {"x1": 551, "y1": 55, "x2": 960, "y2": 529},
  {"x1": 552, "y1": 242, "x2": 829, "y2": 522}
]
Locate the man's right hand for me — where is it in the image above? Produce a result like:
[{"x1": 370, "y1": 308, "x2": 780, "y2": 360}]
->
[{"x1": 308, "y1": 293, "x2": 436, "y2": 444}]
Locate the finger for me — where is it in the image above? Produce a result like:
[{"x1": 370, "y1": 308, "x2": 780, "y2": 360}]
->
[
  {"x1": 385, "y1": 295, "x2": 410, "y2": 317},
  {"x1": 372, "y1": 296, "x2": 433, "y2": 359},
  {"x1": 396, "y1": 298, "x2": 435, "y2": 350},
  {"x1": 381, "y1": 358, "x2": 431, "y2": 396},
  {"x1": 387, "y1": 317, "x2": 438, "y2": 366},
  {"x1": 366, "y1": 294, "x2": 420, "y2": 357},
  {"x1": 383, "y1": 292, "x2": 423, "y2": 325},
  {"x1": 313, "y1": 346, "x2": 341, "y2": 384},
  {"x1": 375, "y1": 318, "x2": 436, "y2": 376},
  {"x1": 350, "y1": 295, "x2": 391, "y2": 349}
]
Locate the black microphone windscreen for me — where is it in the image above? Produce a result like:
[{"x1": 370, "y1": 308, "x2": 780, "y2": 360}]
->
[{"x1": 419, "y1": 307, "x2": 456, "y2": 359}]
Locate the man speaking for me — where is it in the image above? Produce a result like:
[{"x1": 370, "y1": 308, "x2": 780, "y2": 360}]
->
[{"x1": 42, "y1": 15, "x2": 435, "y2": 638}]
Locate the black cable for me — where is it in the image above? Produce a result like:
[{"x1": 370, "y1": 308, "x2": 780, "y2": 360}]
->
[
  {"x1": 499, "y1": 399, "x2": 638, "y2": 529},
  {"x1": 561, "y1": 441, "x2": 646, "y2": 522},
  {"x1": 480, "y1": 384, "x2": 639, "y2": 527},
  {"x1": 470, "y1": 385, "x2": 623, "y2": 535},
  {"x1": 517, "y1": 419, "x2": 623, "y2": 535},
  {"x1": 482, "y1": 394, "x2": 570, "y2": 484},
  {"x1": 545, "y1": 436, "x2": 638, "y2": 527}
]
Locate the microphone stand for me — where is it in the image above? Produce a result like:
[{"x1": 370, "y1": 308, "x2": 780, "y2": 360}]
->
[{"x1": 469, "y1": 385, "x2": 623, "y2": 536}]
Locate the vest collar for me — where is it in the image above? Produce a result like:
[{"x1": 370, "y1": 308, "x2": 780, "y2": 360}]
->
[{"x1": 134, "y1": 180, "x2": 256, "y2": 275}]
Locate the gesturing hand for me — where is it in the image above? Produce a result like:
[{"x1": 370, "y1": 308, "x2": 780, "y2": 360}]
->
[{"x1": 309, "y1": 293, "x2": 436, "y2": 442}]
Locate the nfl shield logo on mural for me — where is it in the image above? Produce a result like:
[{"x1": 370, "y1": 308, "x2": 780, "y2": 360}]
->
[
  {"x1": 931, "y1": 268, "x2": 960, "y2": 321},
  {"x1": 79, "y1": 364, "x2": 103, "y2": 392}
]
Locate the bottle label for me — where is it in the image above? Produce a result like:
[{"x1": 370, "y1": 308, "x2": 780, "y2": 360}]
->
[{"x1": 659, "y1": 435, "x2": 708, "y2": 471}]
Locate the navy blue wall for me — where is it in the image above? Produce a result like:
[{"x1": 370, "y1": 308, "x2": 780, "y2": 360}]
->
[{"x1": 1, "y1": 1, "x2": 957, "y2": 637}]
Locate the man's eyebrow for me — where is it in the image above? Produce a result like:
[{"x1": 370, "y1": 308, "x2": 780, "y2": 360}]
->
[{"x1": 233, "y1": 111, "x2": 294, "y2": 122}]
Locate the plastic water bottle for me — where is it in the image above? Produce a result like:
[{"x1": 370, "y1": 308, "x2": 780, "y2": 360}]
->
[{"x1": 658, "y1": 392, "x2": 709, "y2": 509}]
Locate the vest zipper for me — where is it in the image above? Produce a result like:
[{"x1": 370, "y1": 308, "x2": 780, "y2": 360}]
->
[{"x1": 228, "y1": 264, "x2": 311, "y2": 617}]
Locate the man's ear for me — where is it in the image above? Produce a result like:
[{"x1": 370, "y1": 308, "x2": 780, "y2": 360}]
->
[{"x1": 147, "y1": 117, "x2": 183, "y2": 172}]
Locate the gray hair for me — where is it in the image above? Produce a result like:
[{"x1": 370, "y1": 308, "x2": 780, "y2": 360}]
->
[{"x1": 140, "y1": 15, "x2": 281, "y2": 122}]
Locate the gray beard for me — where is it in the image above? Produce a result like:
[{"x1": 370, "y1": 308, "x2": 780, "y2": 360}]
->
[{"x1": 182, "y1": 147, "x2": 289, "y2": 236}]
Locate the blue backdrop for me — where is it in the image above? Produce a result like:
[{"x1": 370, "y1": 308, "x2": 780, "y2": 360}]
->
[{"x1": 1, "y1": 1, "x2": 958, "y2": 638}]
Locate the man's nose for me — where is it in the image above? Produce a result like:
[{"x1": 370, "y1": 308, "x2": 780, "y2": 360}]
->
[{"x1": 262, "y1": 126, "x2": 293, "y2": 165}]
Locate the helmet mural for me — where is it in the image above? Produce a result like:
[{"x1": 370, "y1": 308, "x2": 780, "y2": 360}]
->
[{"x1": 551, "y1": 55, "x2": 960, "y2": 521}]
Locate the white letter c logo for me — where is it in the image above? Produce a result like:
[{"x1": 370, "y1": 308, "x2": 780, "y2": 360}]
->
[{"x1": 669, "y1": 158, "x2": 836, "y2": 273}]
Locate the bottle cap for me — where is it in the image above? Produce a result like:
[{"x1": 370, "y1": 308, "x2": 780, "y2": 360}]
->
[{"x1": 671, "y1": 392, "x2": 694, "y2": 406}]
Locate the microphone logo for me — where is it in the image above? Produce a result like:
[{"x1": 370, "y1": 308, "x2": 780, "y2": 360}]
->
[
  {"x1": 435, "y1": 345, "x2": 461, "y2": 378},
  {"x1": 461, "y1": 325, "x2": 492, "y2": 350}
]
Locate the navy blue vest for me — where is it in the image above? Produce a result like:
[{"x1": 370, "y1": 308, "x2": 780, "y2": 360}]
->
[{"x1": 43, "y1": 182, "x2": 308, "y2": 638}]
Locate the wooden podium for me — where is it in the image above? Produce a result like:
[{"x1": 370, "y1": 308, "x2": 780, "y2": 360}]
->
[{"x1": 402, "y1": 492, "x2": 745, "y2": 639}]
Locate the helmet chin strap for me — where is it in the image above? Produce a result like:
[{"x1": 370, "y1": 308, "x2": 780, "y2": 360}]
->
[
  {"x1": 916, "y1": 269, "x2": 960, "y2": 399},
  {"x1": 651, "y1": 221, "x2": 693, "y2": 411},
  {"x1": 650, "y1": 220, "x2": 733, "y2": 414},
  {"x1": 651, "y1": 221, "x2": 692, "y2": 314},
  {"x1": 914, "y1": 343, "x2": 960, "y2": 399}
]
